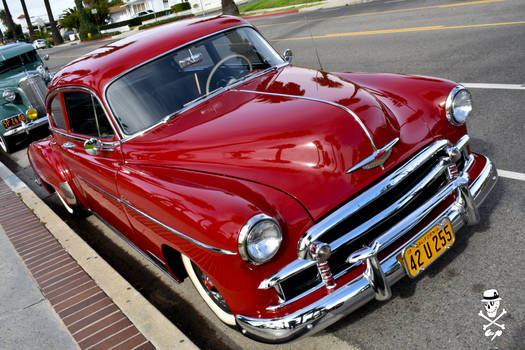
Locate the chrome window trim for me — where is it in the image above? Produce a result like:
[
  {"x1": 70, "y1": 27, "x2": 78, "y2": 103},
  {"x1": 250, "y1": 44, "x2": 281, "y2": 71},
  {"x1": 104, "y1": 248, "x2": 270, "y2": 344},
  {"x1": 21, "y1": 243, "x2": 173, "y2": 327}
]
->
[
  {"x1": 232, "y1": 89, "x2": 378, "y2": 151},
  {"x1": 101, "y1": 25, "x2": 287, "y2": 142},
  {"x1": 51, "y1": 127, "x2": 120, "y2": 148},
  {"x1": 47, "y1": 86, "x2": 122, "y2": 140},
  {"x1": 78, "y1": 175, "x2": 237, "y2": 256}
]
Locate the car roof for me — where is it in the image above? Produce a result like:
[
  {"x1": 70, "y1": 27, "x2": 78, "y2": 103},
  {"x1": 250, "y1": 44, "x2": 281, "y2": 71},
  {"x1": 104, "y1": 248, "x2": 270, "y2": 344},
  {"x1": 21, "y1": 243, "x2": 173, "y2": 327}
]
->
[
  {"x1": 0, "y1": 43, "x2": 35, "y2": 61},
  {"x1": 49, "y1": 16, "x2": 252, "y2": 96}
]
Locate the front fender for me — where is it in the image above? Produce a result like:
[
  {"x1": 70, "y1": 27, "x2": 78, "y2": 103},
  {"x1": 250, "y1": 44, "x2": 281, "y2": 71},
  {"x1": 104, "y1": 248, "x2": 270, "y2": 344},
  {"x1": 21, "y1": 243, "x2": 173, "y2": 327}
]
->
[
  {"x1": 336, "y1": 72, "x2": 468, "y2": 144},
  {"x1": 116, "y1": 164, "x2": 313, "y2": 318}
]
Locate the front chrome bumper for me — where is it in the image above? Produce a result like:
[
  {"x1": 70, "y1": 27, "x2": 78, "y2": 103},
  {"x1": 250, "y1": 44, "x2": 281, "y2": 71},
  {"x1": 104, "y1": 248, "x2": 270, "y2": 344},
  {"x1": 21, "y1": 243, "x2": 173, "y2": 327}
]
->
[
  {"x1": 236, "y1": 155, "x2": 497, "y2": 343},
  {"x1": 3, "y1": 116, "x2": 48, "y2": 137}
]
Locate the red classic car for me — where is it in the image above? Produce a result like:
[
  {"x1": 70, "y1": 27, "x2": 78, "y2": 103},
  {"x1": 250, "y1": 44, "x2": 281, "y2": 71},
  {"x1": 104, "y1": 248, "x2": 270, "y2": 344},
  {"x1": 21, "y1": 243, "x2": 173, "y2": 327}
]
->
[{"x1": 28, "y1": 16, "x2": 497, "y2": 343}]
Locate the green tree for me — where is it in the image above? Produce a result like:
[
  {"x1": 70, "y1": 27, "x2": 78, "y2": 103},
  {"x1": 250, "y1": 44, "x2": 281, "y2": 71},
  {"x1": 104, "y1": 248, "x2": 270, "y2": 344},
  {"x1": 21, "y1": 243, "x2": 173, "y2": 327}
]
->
[
  {"x1": 89, "y1": 0, "x2": 110, "y2": 27},
  {"x1": 5, "y1": 23, "x2": 23, "y2": 40},
  {"x1": 0, "y1": 1, "x2": 18, "y2": 40},
  {"x1": 43, "y1": 0, "x2": 63, "y2": 45},
  {"x1": 60, "y1": 8, "x2": 80, "y2": 31},
  {"x1": 222, "y1": 0, "x2": 239, "y2": 15},
  {"x1": 19, "y1": 0, "x2": 35, "y2": 40},
  {"x1": 75, "y1": 0, "x2": 98, "y2": 40}
]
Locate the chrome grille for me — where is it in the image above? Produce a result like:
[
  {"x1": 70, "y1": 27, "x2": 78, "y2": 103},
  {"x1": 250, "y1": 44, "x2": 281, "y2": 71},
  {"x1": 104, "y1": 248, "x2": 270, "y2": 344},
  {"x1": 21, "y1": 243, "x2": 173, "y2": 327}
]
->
[
  {"x1": 260, "y1": 136, "x2": 472, "y2": 308},
  {"x1": 18, "y1": 75, "x2": 47, "y2": 117}
]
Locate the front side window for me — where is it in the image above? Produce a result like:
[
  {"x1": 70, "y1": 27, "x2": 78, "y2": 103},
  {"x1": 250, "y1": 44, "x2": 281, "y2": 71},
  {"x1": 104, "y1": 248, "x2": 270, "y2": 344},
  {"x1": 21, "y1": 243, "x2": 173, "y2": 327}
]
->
[
  {"x1": 106, "y1": 27, "x2": 284, "y2": 135},
  {"x1": 49, "y1": 95, "x2": 67, "y2": 130},
  {"x1": 63, "y1": 91, "x2": 114, "y2": 139}
]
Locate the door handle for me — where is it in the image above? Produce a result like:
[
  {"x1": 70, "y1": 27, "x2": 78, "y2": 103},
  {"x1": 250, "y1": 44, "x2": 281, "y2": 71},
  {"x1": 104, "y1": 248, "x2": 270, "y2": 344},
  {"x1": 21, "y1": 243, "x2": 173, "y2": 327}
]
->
[{"x1": 62, "y1": 142, "x2": 75, "y2": 149}]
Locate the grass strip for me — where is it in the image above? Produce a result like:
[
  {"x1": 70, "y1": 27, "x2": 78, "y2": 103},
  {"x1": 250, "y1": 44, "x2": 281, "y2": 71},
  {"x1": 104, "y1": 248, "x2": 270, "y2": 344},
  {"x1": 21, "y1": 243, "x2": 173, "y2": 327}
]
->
[{"x1": 240, "y1": 0, "x2": 321, "y2": 12}]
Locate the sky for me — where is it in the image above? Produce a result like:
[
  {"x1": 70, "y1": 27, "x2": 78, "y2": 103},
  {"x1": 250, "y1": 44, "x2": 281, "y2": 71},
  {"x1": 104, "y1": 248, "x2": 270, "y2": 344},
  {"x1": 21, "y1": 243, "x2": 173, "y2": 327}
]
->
[{"x1": 1, "y1": 0, "x2": 77, "y2": 25}]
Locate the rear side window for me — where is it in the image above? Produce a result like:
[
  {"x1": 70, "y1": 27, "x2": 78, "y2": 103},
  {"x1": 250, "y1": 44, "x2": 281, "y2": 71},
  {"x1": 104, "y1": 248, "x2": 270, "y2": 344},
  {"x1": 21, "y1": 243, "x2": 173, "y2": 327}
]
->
[
  {"x1": 63, "y1": 91, "x2": 114, "y2": 138},
  {"x1": 49, "y1": 95, "x2": 67, "y2": 130}
]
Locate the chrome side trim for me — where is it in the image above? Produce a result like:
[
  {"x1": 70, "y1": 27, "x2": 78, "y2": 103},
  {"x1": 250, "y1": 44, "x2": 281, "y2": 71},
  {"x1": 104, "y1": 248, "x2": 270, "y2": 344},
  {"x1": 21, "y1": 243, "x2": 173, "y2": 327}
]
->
[
  {"x1": 78, "y1": 176, "x2": 236, "y2": 256},
  {"x1": 297, "y1": 139, "x2": 450, "y2": 259},
  {"x1": 233, "y1": 89, "x2": 377, "y2": 150},
  {"x1": 92, "y1": 213, "x2": 180, "y2": 285},
  {"x1": 236, "y1": 156, "x2": 497, "y2": 342}
]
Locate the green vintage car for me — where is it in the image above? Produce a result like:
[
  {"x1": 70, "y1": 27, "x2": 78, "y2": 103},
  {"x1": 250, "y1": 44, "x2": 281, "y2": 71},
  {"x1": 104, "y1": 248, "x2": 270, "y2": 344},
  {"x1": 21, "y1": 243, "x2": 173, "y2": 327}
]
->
[{"x1": 0, "y1": 42, "x2": 51, "y2": 153}]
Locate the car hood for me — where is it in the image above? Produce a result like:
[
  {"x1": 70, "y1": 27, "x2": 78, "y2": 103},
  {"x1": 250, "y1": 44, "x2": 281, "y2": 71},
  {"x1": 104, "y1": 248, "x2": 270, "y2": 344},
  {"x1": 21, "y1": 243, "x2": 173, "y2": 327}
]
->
[
  {"x1": 123, "y1": 66, "x2": 436, "y2": 220},
  {"x1": 0, "y1": 66, "x2": 40, "y2": 89}
]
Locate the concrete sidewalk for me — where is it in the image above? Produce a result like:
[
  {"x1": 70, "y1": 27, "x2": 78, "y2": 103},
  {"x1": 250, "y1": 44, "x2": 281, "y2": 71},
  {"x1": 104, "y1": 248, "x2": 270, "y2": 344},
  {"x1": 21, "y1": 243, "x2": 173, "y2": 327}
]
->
[
  {"x1": 0, "y1": 225, "x2": 78, "y2": 349},
  {"x1": 0, "y1": 162, "x2": 196, "y2": 350}
]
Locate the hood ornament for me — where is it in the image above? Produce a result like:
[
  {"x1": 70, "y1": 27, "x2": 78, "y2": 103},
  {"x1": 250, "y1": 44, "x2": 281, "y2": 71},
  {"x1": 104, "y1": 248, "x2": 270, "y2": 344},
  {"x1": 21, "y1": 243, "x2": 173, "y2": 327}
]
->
[{"x1": 346, "y1": 138, "x2": 399, "y2": 174}]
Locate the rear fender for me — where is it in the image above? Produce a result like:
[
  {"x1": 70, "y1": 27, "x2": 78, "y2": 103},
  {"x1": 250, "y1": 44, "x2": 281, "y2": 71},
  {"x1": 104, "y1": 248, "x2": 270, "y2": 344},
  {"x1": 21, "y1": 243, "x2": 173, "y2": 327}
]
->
[{"x1": 28, "y1": 137, "x2": 88, "y2": 208}]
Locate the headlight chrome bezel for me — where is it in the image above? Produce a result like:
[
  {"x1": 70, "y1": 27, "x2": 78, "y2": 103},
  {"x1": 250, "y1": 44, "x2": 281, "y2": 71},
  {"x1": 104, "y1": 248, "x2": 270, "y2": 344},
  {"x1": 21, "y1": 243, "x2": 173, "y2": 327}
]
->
[
  {"x1": 446, "y1": 85, "x2": 472, "y2": 126},
  {"x1": 2, "y1": 89, "x2": 16, "y2": 102},
  {"x1": 238, "y1": 214, "x2": 282, "y2": 265}
]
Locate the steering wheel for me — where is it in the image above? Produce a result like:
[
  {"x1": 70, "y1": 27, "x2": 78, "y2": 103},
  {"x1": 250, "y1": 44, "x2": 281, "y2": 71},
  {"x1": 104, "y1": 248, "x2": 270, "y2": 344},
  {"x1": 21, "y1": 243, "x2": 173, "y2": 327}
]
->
[{"x1": 205, "y1": 54, "x2": 253, "y2": 94}]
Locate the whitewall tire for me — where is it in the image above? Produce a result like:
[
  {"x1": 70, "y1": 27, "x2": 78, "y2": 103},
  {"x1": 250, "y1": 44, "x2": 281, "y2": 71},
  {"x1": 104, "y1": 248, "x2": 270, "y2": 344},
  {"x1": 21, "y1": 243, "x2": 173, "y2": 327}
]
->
[{"x1": 181, "y1": 254, "x2": 236, "y2": 326}]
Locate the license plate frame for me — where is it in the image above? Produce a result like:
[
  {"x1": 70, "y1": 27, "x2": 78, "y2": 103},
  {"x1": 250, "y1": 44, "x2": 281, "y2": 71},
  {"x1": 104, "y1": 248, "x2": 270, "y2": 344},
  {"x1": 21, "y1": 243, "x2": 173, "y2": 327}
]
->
[
  {"x1": 402, "y1": 220, "x2": 455, "y2": 278},
  {"x1": 2, "y1": 114, "x2": 26, "y2": 129}
]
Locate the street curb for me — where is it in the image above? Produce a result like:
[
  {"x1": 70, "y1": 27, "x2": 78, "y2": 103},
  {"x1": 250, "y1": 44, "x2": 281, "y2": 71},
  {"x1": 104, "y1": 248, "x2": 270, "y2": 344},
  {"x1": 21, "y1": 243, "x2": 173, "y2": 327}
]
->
[{"x1": 0, "y1": 161, "x2": 197, "y2": 350}]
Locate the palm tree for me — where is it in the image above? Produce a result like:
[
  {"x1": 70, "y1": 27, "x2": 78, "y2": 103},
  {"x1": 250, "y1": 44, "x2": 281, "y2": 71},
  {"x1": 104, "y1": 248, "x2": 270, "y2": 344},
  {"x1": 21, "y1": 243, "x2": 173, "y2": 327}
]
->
[
  {"x1": 222, "y1": 0, "x2": 239, "y2": 15},
  {"x1": 19, "y1": 0, "x2": 35, "y2": 41},
  {"x1": 1, "y1": 0, "x2": 18, "y2": 40},
  {"x1": 43, "y1": 0, "x2": 63, "y2": 45}
]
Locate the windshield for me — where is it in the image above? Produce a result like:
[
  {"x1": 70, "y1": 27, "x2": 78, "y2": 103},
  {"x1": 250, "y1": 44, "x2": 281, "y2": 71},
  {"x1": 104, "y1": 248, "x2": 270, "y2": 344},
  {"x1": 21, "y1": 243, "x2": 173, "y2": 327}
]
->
[
  {"x1": 106, "y1": 27, "x2": 284, "y2": 135},
  {"x1": 0, "y1": 50, "x2": 40, "y2": 74}
]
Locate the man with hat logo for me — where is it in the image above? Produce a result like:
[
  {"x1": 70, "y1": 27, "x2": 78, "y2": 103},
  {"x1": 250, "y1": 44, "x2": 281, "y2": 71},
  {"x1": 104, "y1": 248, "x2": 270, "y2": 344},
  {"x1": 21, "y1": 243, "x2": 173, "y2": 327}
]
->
[{"x1": 478, "y1": 289, "x2": 506, "y2": 341}]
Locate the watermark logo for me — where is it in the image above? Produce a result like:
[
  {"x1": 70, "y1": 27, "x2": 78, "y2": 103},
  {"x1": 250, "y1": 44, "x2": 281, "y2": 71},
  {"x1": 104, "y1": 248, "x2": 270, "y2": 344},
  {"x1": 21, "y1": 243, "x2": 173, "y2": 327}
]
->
[{"x1": 478, "y1": 289, "x2": 506, "y2": 341}]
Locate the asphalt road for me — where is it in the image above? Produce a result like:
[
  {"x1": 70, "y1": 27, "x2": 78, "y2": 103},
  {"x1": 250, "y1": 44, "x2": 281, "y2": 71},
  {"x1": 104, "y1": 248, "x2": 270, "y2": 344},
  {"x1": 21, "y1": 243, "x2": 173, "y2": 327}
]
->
[{"x1": 3, "y1": 0, "x2": 524, "y2": 349}]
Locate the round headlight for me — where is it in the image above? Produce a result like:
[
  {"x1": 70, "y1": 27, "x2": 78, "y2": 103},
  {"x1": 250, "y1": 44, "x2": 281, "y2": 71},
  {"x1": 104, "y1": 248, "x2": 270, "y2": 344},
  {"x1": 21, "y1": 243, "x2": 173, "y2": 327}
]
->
[
  {"x1": 238, "y1": 214, "x2": 282, "y2": 264},
  {"x1": 2, "y1": 89, "x2": 16, "y2": 102},
  {"x1": 446, "y1": 86, "x2": 472, "y2": 126}
]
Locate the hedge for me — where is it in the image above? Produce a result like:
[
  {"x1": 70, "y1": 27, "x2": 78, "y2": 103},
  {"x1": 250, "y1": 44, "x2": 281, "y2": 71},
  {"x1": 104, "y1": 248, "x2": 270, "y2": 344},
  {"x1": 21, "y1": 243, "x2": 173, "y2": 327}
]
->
[
  {"x1": 171, "y1": 2, "x2": 191, "y2": 12},
  {"x1": 101, "y1": 17, "x2": 143, "y2": 30},
  {"x1": 100, "y1": 9, "x2": 172, "y2": 30},
  {"x1": 138, "y1": 14, "x2": 193, "y2": 30}
]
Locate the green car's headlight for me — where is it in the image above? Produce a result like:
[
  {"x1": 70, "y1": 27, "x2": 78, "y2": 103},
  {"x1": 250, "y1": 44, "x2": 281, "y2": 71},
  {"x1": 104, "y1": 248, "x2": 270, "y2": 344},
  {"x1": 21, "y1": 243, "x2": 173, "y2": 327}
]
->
[
  {"x1": 446, "y1": 86, "x2": 472, "y2": 126},
  {"x1": 2, "y1": 89, "x2": 16, "y2": 102},
  {"x1": 239, "y1": 214, "x2": 282, "y2": 265}
]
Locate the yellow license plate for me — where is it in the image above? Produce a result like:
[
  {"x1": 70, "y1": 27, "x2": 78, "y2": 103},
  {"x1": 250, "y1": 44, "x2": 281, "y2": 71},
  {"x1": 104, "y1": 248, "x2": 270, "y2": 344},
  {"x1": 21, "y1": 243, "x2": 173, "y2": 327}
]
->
[{"x1": 403, "y1": 221, "x2": 454, "y2": 277}]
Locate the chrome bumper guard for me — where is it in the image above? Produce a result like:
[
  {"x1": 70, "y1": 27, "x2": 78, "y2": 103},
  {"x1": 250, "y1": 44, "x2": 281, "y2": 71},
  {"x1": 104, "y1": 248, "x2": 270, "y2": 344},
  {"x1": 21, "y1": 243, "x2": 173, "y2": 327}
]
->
[
  {"x1": 236, "y1": 156, "x2": 497, "y2": 343},
  {"x1": 3, "y1": 116, "x2": 48, "y2": 137}
]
